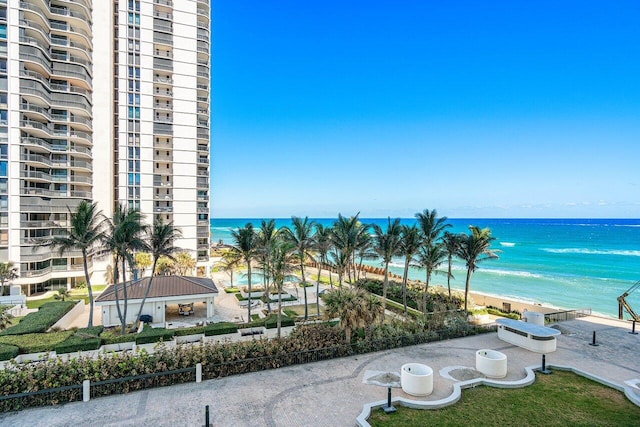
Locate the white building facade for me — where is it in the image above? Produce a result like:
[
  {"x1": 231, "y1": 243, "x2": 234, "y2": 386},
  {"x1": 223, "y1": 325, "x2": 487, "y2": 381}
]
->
[{"x1": 2, "y1": 0, "x2": 210, "y2": 295}]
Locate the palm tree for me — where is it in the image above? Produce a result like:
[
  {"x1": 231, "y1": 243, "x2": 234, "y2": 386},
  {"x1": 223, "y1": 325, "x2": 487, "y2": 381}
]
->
[
  {"x1": 313, "y1": 223, "x2": 333, "y2": 316},
  {"x1": 256, "y1": 219, "x2": 278, "y2": 313},
  {"x1": 331, "y1": 213, "x2": 363, "y2": 283},
  {"x1": 0, "y1": 306, "x2": 12, "y2": 331},
  {"x1": 0, "y1": 261, "x2": 18, "y2": 296},
  {"x1": 416, "y1": 243, "x2": 447, "y2": 313},
  {"x1": 415, "y1": 208, "x2": 451, "y2": 248},
  {"x1": 231, "y1": 223, "x2": 258, "y2": 321},
  {"x1": 44, "y1": 201, "x2": 107, "y2": 327},
  {"x1": 399, "y1": 224, "x2": 421, "y2": 316},
  {"x1": 456, "y1": 226, "x2": 499, "y2": 313},
  {"x1": 267, "y1": 239, "x2": 297, "y2": 337},
  {"x1": 134, "y1": 252, "x2": 152, "y2": 278},
  {"x1": 133, "y1": 218, "x2": 182, "y2": 330},
  {"x1": 371, "y1": 217, "x2": 402, "y2": 319},
  {"x1": 104, "y1": 204, "x2": 147, "y2": 334},
  {"x1": 442, "y1": 231, "x2": 461, "y2": 298},
  {"x1": 174, "y1": 251, "x2": 196, "y2": 275},
  {"x1": 218, "y1": 250, "x2": 241, "y2": 288},
  {"x1": 282, "y1": 216, "x2": 316, "y2": 320},
  {"x1": 354, "y1": 231, "x2": 376, "y2": 281},
  {"x1": 323, "y1": 287, "x2": 375, "y2": 344}
]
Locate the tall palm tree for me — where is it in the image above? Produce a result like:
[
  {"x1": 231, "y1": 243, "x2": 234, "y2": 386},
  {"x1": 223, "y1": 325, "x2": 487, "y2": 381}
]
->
[
  {"x1": 371, "y1": 217, "x2": 403, "y2": 319},
  {"x1": 44, "y1": 201, "x2": 107, "y2": 327},
  {"x1": 415, "y1": 208, "x2": 451, "y2": 248},
  {"x1": 354, "y1": 231, "x2": 375, "y2": 281},
  {"x1": 268, "y1": 239, "x2": 297, "y2": 337},
  {"x1": 282, "y1": 216, "x2": 316, "y2": 320},
  {"x1": 0, "y1": 261, "x2": 19, "y2": 296},
  {"x1": 323, "y1": 287, "x2": 376, "y2": 344},
  {"x1": 313, "y1": 223, "x2": 333, "y2": 316},
  {"x1": 329, "y1": 249, "x2": 350, "y2": 287},
  {"x1": 416, "y1": 242, "x2": 447, "y2": 313},
  {"x1": 442, "y1": 231, "x2": 461, "y2": 298},
  {"x1": 104, "y1": 204, "x2": 147, "y2": 334},
  {"x1": 231, "y1": 223, "x2": 258, "y2": 321},
  {"x1": 218, "y1": 250, "x2": 241, "y2": 288},
  {"x1": 456, "y1": 226, "x2": 499, "y2": 313},
  {"x1": 133, "y1": 218, "x2": 182, "y2": 330},
  {"x1": 399, "y1": 224, "x2": 421, "y2": 316},
  {"x1": 331, "y1": 213, "x2": 363, "y2": 283},
  {"x1": 257, "y1": 219, "x2": 278, "y2": 313}
]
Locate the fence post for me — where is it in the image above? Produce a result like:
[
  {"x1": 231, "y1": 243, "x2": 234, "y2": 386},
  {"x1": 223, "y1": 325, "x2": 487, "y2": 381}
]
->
[
  {"x1": 83, "y1": 379, "x2": 90, "y2": 402},
  {"x1": 196, "y1": 363, "x2": 202, "y2": 383}
]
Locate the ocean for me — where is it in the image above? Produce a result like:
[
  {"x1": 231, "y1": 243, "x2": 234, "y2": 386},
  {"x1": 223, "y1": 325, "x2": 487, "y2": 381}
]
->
[{"x1": 210, "y1": 218, "x2": 640, "y2": 319}]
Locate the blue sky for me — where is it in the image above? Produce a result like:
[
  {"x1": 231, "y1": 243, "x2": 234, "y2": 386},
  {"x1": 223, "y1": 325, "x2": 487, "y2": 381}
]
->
[{"x1": 210, "y1": 1, "x2": 640, "y2": 218}]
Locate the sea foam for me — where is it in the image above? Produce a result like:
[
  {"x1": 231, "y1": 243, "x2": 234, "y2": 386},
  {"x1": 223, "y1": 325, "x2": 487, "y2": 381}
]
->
[{"x1": 541, "y1": 248, "x2": 640, "y2": 257}]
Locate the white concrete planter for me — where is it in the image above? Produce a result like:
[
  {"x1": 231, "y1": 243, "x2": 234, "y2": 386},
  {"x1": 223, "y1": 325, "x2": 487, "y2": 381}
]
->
[
  {"x1": 476, "y1": 349, "x2": 507, "y2": 378},
  {"x1": 15, "y1": 351, "x2": 56, "y2": 364},
  {"x1": 102, "y1": 342, "x2": 135, "y2": 353},
  {"x1": 401, "y1": 363, "x2": 433, "y2": 396},
  {"x1": 175, "y1": 333, "x2": 204, "y2": 344},
  {"x1": 523, "y1": 311, "x2": 545, "y2": 326},
  {"x1": 135, "y1": 339, "x2": 176, "y2": 354}
]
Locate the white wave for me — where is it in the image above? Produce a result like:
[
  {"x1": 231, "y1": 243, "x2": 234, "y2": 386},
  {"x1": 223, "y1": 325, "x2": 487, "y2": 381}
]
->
[
  {"x1": 541, "y1": 248, "x2": 640, "y2": 257},
  {"x1": 500, "y1": 242, "x2": 516, "y2": 247},
  {"x1": 479, "y1": 268, "x2": 543, "y2": 279},
  {"x1": 388, "y1": 262, "x2": 406, "y2": 269}
]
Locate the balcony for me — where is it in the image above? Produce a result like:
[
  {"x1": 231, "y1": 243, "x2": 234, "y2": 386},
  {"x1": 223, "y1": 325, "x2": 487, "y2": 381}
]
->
[
  {"x1": 153, "y1": 58, "x2": 173, "y2": 71},
  {"x1": 153, "y1": 32, "x2": 173, "y2": 46}
]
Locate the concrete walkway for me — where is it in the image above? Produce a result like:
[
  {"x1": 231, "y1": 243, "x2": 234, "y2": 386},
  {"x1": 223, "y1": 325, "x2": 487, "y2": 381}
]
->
[{"x1": 1, "y1": 315, "x2": 639, "y2": 426}]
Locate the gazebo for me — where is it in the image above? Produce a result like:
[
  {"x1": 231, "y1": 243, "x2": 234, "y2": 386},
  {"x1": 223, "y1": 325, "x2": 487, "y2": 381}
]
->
[{"x1": 95, "y1": 276, "x2": 219, "y2": 326}]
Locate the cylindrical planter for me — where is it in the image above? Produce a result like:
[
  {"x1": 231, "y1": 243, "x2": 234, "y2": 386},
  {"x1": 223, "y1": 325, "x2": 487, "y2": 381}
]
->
[
  {"x1": 476, "y1": 349, "x2": 507, "y2": 378},
  {"x1": 523, "y1": 311, "x2": 545, "y2": 326},
  {"x1": 401, "y1": 363, "x2": 433, "y2": 396}
]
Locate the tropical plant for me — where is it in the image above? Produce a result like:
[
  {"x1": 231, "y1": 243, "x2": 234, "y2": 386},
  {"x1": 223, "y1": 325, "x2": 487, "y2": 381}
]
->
[
  {"x1": 54, "y1": 288, "x2": 70, "y2": 301},
  {"x1": 134, "y1": 252, "x2": 152, "y2": 278},
  {"x1": 313, "y1": 223, "x2": 333, "y2": 316},
  {"x1": 0, "y1": 306, "x2": 12, "y2": 331},
  {"x1": 282, "y1": 216, "x2": 316, "y2": 320},
  {"x1": 132, "y1": 218, "x2": 182, "y2": 330},
  {"x1": 267, "y1": 239, "x2": 297, "y2": 337},
  {"x1": 371, "y1": 217, "x2": 403, "y2": 319},
  {"x1": 42, "y1": 201, "x2": 107, "y2": 328},
  {"x1": 155, "y1": 256, "x2": 175, "y2": 275},
  {"x1": 456, "y1": 226, "x2": 499, "y2": 313},
  {"x1": 218, "y1": 250, "x2": 241, "y2": 288},
  {"x1": 0, "y1": 262, "x2": 18, "y2": 296},
  {"x1": 442, "y1": 231, "x2": 461, "y2": 298},
  {"x1": 415, "y1": 243, "x2": 447, "y2": 312},
  {"x1": 399, "y1": 224, "x2": 421, "y2": 317},
  {"x1": 323, "y1": 287, "x2": 380, "y2": 344},
  {"x1": 231, "y1": 223, "x2": 258, "y2": 321},
  {"x1": 331, "y1": 213, "x2": 367, "y2": 283},
  {"x1": 354, "y1": 231, "x2": 376, "y2": 282},
  {"x1": 415, "y1": 208, "x2": 451, "y2": 248},
  {"x1": 103, "y1": 205, "x2": 148, "y2": 334},
  {"x1": 256, "y1": 219, "x2": 278, "y2": 313},
  {"x1": 174, "y1": 251, "x2": 196, "y2": 275}
]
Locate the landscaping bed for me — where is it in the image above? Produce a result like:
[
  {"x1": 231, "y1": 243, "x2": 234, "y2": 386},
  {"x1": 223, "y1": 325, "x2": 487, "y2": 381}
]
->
[{"x1": 0, "y1": 301, "x2": 77, "y2": 336}]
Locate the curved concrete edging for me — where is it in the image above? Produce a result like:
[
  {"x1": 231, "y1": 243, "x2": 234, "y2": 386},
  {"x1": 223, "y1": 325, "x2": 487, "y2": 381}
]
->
[{"x1": 355, "y1": 364, "x2": 640, "y2": 426}]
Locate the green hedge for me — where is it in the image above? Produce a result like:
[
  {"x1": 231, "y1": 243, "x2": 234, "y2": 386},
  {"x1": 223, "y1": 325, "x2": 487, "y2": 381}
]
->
[
  {"x1": 224, "y1": 288, "x2": 240, "y2": 294},
  {"x1": 204, "y1": 322, "x2": 238, "y2": 336},
  {"x1": 100, "y1": 330, "x2": 137, "y2": 345},
  {"x1": 173, "y1": 326, "x2": 204, "y2": 337},
  {"x1": 135, "y1": 326, "x2": 174, "y2": 345},
  {"x1": 0, "y1": 331, "x2": 74, "y2": 354},
  {"x1": 0, "y1": 343, "x2": 19, "y2": 361},
  {"x1": 265, "y1": 316, "x2": 295, "y2": 329},
  {"x1": 54, "y1": 326, "x2": 104, "y2": 354},
  {"x1": 487, "y1": 307, "x2": 521, "y2": 319},
  {"x1": 0, "y1": 301, "x2": 77, "y2": 336}
]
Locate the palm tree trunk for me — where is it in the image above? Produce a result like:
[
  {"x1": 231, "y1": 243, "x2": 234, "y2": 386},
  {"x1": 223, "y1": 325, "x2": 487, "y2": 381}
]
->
[
  {"x1": 316, "y1": 264, "x2": 322, "y2": 317},
  {"x1": 133, "y1": 258, "x2": 159, "y2": 331},
  {"x1": 381, "y1": 261, "x2": 389, "y2": 323},
  {"x1": 113, "y1": 256, "x2": 123, "y2": 327},
  {"x1": 121, "y1": 258, "x2": 128, "y2": 334},
  {"x1": 301, "y1": 262, "x2": 308, "y2": 320},
  {"x1": 447, "y1": 256, "x2": 452, "y2": 298},
  {"x1": 277, "y1": 280, "x2": 282, "y2": 338},
  {"x1": 82, "y1": 249, "x2": 94, "y2": 328},
  {"x1": 464, "y1": 268, "x2": 472, "y2": 313},
  {"x1": 264, "y1": 266, "x2": 271, "y2": 313},
  {"x1": 402, "y1": 258, "x2": 409, "y2": 317},
  {"x1": 423, "y1": 270, "x2": 431, "y2": 314},
  {"x1": 247, "y1": 263, "x2": 252, "y2": 322},
  {"x1": 345, "y1": 326, "x2": 351, "y2": 345}
]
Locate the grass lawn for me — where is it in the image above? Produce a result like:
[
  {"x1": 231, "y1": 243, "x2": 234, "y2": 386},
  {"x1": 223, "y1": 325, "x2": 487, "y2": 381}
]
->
[
  {"x1": 368, "y1": 371, "x2": 640, "y2": 426},
  {"x1": 287, "y1": 303, "x2": 323, "y2": 316}
]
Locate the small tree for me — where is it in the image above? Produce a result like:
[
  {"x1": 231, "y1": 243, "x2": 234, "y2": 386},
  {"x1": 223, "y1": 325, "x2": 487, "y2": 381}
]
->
[
  {"x1": 54, "y1": 288, "x2": 70, "y2": 301},
  {"x1": 323, "y1": 287, "x2": 376, "y2": 344},
  {"x1": 456, "y1": 226, "x2": 499, "y2": 313},
  {"x1": 174, "y1": 252, "x2": 196, "y2": 276},
  {"x1": 0, "y1": 262, "x2": 18, "y2": 296},
  {"x1": 218, "y1": 250, "x2": 241, "y2": 287},
  {"x1": 155, "y1": 256, "x2": 175, "y2": 275},
  {"x1": 134, "y1": 252, "x2": 153, "y2": 278},
  {"x1": 0, "y1": 306, "x2": 12, "y2": 331}
]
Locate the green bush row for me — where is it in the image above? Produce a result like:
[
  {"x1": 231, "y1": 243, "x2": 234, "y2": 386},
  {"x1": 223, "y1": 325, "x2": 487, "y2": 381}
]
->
[
  {"x1": 0, "y1": 343, "x2": 19, "y2": 361},
  {"x1": 54, "y1": 326, "x2": 104, "y2": 354},
  {"x1": 486, "y1": 307, "x2": 521, "y2": 319},
  {"x1": 0, "y1": 330, "x2": 74, "y2": 354},
  {"x1": 173, "y1": 326, "x2": 205, "y2": 337},
  {"x1": 265, "y1": 316, "x2": 294, "y2": 329},
  {"x1": 224, "y1": 288, "x2": 240, "y2": 294},
  {"x1": 0, "y1": 301, "x2": 77, "y2": 336},
  {"x1": 135, "y1": 326, "x2": 174, "y2": 345},
  {"x1": 204, "y1": 322, "x2": 238, "y2": 336}
]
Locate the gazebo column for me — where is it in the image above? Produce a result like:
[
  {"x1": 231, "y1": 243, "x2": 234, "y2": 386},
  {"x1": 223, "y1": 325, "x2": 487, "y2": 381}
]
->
[{"x1": 207, "y1": 297, "x2": 214, "y2": 318}]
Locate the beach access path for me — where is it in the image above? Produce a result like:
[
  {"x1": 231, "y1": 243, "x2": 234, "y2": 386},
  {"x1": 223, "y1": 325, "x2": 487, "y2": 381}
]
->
[{"x1": 1, "y1": 315, "x2": 639, "y2": 427}]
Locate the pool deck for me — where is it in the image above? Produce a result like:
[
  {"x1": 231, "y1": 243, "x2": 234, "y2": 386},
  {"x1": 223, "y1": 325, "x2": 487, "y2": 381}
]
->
[{"x1": 1, "y1": 315, "x2": 639, "y2": 426}]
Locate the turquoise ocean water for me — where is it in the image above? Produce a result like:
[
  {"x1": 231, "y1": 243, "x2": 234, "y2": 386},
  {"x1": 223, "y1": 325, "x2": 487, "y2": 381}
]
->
[{"x1": 210, "y1": 218, "x2": 640, "y2": 319}]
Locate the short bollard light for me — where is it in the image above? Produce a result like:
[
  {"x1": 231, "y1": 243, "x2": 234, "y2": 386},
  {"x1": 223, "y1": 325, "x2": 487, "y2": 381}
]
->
[
  {"x1": 539, "y1": 354, "x2": 552, "y2": 375},
  {"x1": 204, "y1": 404, "x2": 210, "y2": 427},
  {"x1": 382, "y1": 386, "x2": 396, "y2": 414},
  {"x1": 589, "y1": 331, "x2": 599, "y2": 346},
  {"x1": 630, "y1": 320, "x2": 638, "y2": 335}
]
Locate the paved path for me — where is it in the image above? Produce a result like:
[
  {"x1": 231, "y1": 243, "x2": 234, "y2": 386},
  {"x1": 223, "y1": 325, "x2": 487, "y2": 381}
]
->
[{"x1": 1, "y1": 316, "x2": 639, "y2": 426}]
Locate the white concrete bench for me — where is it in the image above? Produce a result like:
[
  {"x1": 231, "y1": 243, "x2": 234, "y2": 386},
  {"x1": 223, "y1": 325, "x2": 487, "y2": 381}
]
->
[{"x1": 495, "y1": 318, "x2": 560, "y2": 353}]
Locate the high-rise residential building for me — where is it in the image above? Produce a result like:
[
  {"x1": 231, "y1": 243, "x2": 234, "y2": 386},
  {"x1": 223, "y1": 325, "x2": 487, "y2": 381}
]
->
[{"x1": 3, "y1": 0, "x2": 210, "y2": 295}]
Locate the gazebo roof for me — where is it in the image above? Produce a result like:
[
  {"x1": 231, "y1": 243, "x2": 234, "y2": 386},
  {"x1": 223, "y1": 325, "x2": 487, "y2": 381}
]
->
[{"x1": 95, "y1": 276, "x2": 218, "y2": 303}]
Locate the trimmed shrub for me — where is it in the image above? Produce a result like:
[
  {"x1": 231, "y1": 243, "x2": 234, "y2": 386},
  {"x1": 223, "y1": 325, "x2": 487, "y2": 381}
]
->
[
  {"x1": 224, "y1": 288, "x2": 240, "y2": 294},
  {"x1": 204, "y1": 322, "x2": 238, "y2": 336},
  {"x1": 487, "y1": 307, "x2": 521, "y2": 320},
  {"x1": 0, "y1": 343, "x2": 19, "y2": 361},
  {"x1": 54, "y1": 326, "x2": 104, "y2": 354},
  {"x1": 135, "y1": 326, "x2": 174, "y2": 345},
  {"x1": 173, "y1": 326, "x2": 204, "y2": 337},
  {"x1": 0, "y1": 301, "x2": 77, "y2": 336},
  {"x1": 100, "y1": 330, "x2": 137, "y2": 345},
  {"x1": 265, "y1": 316, "x2": 294, "y2": 329},
  {"x1": 0, "y1": 330, "x2": 74, "y2": 354}
]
